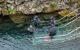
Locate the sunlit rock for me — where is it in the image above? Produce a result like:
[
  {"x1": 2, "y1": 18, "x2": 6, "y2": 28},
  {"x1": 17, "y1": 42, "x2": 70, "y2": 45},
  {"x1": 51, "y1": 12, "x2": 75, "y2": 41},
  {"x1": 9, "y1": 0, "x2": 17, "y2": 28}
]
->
[
  {"x1": 1, "y1": 8, "x2": 9, "y2": 15},
  {"x1": 0, "y1": 0, "x2": 79, "y2": 15},
  {"x1": 7, "y1": 0, "x2": 14, "y2": 4},
  {"x1": 58, "y1": 9, "x2": 77, "y2": 17},
  {"x1": 58, "y1": 9, "x2": 70, "y2": 17},
  {"x1": 0, "y1": 0, "x2": 4, "y2": 2},
  {"x1": 15, "y1": 0, "x2": 25, "y2": 5}
]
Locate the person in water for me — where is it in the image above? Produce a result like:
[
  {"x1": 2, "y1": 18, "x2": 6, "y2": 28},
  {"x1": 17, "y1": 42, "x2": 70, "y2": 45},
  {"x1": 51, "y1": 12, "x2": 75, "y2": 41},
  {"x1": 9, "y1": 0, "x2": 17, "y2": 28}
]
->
[
  {"x1": 33, "y1": 16, "x2": 40, "y2": 27},
  {"x1": 48, "y1": 16, "x2": 56, "y2": 39},
  {"x1": 27, "y1": 25, "x2": 35, "y2": 35},
  {"x1": 27, "y1": 16, "x2": 40, "y2": 35},
  {"x1": 43, "y1": 16, "x2": 56, "y2": 42}
]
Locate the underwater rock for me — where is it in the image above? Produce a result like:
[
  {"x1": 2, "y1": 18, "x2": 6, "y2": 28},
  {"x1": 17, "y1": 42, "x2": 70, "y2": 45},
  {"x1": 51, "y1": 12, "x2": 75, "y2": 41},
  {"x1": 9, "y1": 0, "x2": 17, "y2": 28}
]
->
[{"x1": 9, "y1": 14, "x2": 26, "y2": 27}]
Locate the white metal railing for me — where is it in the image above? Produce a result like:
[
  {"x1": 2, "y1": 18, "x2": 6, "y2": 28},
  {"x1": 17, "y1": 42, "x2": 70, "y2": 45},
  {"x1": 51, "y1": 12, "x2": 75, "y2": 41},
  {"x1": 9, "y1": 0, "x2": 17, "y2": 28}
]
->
[
  {"x1": 33, "y1": 16, "x2": 80, "y2": 39},
  {"x1": 57, "y1": 15, "x2": 80, "y2": 28},
  {"x1": 56, "y1": 16, "x2": 80, "y2": 35},
  {"x1": 32, "y1": 8, "x2": 80, "y2": 44},
  {"x1": 34, "y1": 27, "x2": 80, "y2": 39},
  {"x1": 56, "y1": 13, "x2": 80, "y2": 25},
  {"x1": 56, "y1": 8, "x2": 80, "y2": 22},
  {"x1": 38, "y1": 9, "x2": 80, "y2": 26},
  {"x1": 32, "y1": 27, "x2": 80, "y2": 44}
]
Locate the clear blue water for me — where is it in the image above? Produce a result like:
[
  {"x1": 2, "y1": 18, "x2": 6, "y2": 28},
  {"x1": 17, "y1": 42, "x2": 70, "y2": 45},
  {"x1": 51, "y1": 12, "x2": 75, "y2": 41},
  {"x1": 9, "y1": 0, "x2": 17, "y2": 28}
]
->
[{"x1": 0, "y1": 15, "x2": 80, "y2": 49}]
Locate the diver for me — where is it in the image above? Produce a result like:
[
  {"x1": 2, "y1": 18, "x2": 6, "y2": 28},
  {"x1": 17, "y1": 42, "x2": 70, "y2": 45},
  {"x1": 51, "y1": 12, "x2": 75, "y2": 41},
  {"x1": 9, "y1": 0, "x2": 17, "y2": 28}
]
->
[
  {"x1": 26, "y1": 16, "x2": 40, "y2": 35},
  {"x1": 33, "y1": 16, "x2": 41, "y2": 27},
  {"x1": 48, "y1": 16, "x2": 56, "y2": 39},
  {"x1": 27, "y1": 25, "x2": 35, "y2": 35}
]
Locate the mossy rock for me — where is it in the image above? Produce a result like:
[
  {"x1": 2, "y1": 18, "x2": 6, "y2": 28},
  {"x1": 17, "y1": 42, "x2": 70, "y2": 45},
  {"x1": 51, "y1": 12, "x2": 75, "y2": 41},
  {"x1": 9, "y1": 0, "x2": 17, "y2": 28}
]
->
[
  {"x1": 50, "y1": 2, "x2": 58, "y2": 11},
  {"x1": 58, "y1": 9, "x2": 77, "y2": 17},
  {"x1": 0, "y1": 0, "x2": 5, "y2": 8},
  {"x1": 68, "y1": 0, "x2": 77, "y2": 5},
  {"x1": 43, "y1": 2, "x2": 58, "y2": 13},
  {"x1": 0, "y1": 0, "x2": 4, "y2": 2},
  {"x1": 1, "y1": 8, "x2": 9, "y2": 15},
  {"x1": 1, "y1": 8, "x2": 16, "y2": 15},
  {"x1": 58, "y1": 9, "x2": 70, "y2": 16},
  {"x1": 9, "y1": 14, "x2": 26, "y2": 24},
  {"x1": 8, "y1": 8, "x2": 16, "y2": 14}
]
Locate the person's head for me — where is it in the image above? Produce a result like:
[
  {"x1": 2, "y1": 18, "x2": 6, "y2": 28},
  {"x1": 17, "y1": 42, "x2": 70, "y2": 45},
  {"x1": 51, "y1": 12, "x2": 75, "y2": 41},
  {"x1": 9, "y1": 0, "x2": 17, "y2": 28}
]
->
[
  {"x1": 34, "y1": 15, "x2": 38, "y2": 19},
  {"x1": 50, "y1": 16, "x2": 55, "y2": 20},
  {"x1": 28, "y1": 25, "x2": 32, "y2": 30},
  {"x1": 29, "y1": 25, "x2": 33, "y2": 28}
]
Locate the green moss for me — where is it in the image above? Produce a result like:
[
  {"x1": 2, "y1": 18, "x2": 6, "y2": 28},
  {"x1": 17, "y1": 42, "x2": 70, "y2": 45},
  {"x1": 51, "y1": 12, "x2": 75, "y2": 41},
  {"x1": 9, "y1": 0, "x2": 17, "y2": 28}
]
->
[
  {"x1": 8, "y1": 8, "x2": 16, "y2": 14},
  {"x1": 50, "y1": 2, "x2": 58, "y2": 10},
  {"x1": 0, "y1": 2, "x2": 4, "y2": 7}
]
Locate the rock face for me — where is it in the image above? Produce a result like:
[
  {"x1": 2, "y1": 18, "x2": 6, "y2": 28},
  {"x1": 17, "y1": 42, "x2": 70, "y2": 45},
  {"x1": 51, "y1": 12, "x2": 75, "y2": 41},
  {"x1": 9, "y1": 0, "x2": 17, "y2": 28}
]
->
[
  {"x1": 0, "y1": 0, "x2": 79, "y2": 15},
  {"x1": 0, "y1": 0, "x2": 79, "y2": 25}
]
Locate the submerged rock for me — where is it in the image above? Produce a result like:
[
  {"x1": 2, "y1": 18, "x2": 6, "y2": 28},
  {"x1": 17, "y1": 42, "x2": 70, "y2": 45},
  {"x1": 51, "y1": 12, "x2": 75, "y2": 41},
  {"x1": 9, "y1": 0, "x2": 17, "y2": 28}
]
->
[{"x1": 9, "y1": 14, "x2": 27, "y2": 27}]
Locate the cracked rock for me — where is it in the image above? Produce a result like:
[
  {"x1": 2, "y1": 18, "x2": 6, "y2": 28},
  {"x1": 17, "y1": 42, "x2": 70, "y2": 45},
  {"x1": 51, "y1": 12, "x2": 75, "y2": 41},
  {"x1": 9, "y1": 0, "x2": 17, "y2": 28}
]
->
[{"x1": 0, "y1": 0, "x2": 79, "y2": 15}]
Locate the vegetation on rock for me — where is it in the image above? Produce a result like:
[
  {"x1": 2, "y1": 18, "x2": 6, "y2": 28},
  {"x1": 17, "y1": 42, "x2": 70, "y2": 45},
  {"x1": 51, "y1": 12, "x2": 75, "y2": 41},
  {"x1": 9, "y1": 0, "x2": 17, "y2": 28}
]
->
[{"x1": 8, "y1": 8, "x2": 16, "y2": 14}]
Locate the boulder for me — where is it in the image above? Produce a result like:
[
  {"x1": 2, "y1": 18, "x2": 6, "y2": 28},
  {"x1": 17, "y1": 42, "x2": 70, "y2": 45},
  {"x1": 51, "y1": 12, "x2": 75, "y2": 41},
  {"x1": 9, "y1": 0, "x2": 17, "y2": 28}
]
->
[{"x1": 0, "y1": 0, "x2": 79, "y2": 15}]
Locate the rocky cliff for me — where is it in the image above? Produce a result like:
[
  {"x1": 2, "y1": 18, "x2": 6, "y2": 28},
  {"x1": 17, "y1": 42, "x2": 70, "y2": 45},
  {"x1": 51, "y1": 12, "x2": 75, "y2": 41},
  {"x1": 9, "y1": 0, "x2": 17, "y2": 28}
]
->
[
  {"x1": 0, "y1": 0, "x2": 79, "y2": 27},
  {"x1": 0, "y1": 0, "x2": 79, "y2": 15}
]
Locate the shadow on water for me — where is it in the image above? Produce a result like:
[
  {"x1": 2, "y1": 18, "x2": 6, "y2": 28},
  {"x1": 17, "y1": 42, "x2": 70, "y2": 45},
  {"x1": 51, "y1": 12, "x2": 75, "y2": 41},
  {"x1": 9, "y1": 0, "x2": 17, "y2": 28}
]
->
[{"x1": 0, "y1": 14, "x2": 33, "y2": 40}]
